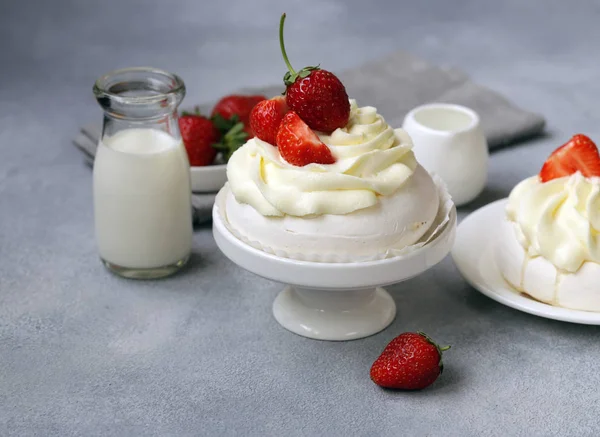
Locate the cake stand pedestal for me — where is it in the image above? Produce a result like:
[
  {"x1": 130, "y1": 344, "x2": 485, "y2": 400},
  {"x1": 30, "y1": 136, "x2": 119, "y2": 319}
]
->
[{"x1": 213, "y1": 204, "x2": 457, "y2": 341}]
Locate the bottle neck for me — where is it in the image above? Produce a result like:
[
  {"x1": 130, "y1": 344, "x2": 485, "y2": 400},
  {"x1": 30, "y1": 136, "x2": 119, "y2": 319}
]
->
[
  {"x1": 101, "y1": 111, "x2": 181, "y2": 141},
  {"x1": 94, "y1": 67, "x2": 186, "y2": 140}
]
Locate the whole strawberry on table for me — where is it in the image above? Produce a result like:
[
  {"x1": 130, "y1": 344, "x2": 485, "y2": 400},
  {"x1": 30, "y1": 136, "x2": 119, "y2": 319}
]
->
[
  {"x1": 178, "y1": 94, "x2": 266, "y2": 167},
  {"x1": 370, "y1": 332, "x2": 451, "y2": 390}
]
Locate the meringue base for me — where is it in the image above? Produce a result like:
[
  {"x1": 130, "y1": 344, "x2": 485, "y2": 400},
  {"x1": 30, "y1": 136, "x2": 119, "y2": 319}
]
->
[
  {"x1": 496, "y1": 216, "x2": 600, "y2": 312},
  {"x1": 218, "y1": 166, "x2": 453, "y2": 262}
]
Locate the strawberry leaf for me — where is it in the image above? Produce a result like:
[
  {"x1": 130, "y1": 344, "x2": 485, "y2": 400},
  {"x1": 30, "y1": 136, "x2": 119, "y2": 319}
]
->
[
  {"x1": 211, "y1": 113, "x2": 241, "y2": 134},
  {"x1": 211, "y1": 121, "x2": 248, "y2": 162},
  {"x1": 417, "y1": 331, "x2": 451, "y2": 374}
]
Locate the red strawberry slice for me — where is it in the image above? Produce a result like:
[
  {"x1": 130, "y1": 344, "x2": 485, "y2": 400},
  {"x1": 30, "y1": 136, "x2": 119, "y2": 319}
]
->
[
  {"x1": 249, "y1": 96, "x2": 288, "y2": 145},
  {"x1": 540, "y1": 134, "x2": 600, "y2": 182},
  {"x1": 276, "y1": 111, "x2": 336, "y2": 166}
]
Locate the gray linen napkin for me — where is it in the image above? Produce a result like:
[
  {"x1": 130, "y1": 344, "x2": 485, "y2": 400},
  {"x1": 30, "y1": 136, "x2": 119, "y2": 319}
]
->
[{"x1": 74, "y1": 50, "x2": 545, "y2": 221}]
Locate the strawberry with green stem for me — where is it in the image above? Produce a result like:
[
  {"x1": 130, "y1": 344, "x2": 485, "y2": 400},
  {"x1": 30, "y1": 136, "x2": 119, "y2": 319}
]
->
[
  {"x1": 178, "y1": 107, "x2": 247, "y2": 166},
  {"x1": 370, "y1": 331, "x2": 451, "y2": 390},
  {"x1": 279, "y1": 13, "x2": 350, "y2": 134}
]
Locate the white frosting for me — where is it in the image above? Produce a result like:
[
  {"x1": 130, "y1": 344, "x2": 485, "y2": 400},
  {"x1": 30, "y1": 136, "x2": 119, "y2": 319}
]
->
[
  {"x1": 224, "y1": 165, "x2": 440, "y2": 259},
  {"x1": 497, "y1": 216, "x2": 600, "y2": 312},
  {"x1": 227, "y1": 100, "x2": 418, "y2": 217},
  {"x1": 507, "y1": 173, "x2": 600, "y2": 273}
]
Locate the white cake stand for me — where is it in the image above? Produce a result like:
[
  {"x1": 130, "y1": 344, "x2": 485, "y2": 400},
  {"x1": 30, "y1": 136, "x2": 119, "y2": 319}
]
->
[{"x1": 212, "y1": 200, "x2": 457, "y2": 341}]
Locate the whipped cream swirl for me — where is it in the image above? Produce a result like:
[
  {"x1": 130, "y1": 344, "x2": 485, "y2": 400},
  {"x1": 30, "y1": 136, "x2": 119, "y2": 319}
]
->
[
  {"x1": 507, "y1": 172, "x2": 600, "y2": 272},
  {"x1": 227, "y1": 100, "x2": 418, "y2": 217}
]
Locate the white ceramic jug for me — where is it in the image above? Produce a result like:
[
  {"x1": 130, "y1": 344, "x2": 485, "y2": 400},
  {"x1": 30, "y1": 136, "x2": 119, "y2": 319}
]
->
[{"x1": 402, "y1": 103, "x2": 488, "y2": 206}]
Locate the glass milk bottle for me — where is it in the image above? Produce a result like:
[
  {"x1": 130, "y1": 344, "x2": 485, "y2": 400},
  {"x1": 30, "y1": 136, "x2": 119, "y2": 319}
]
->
[{"x1": 92, "y1": 67, "x2": 192, "y2": 279}]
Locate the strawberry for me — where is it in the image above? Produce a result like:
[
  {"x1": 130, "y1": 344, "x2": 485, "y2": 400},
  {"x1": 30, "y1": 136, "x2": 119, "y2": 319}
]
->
[
  {"x1": 540, "y1": 134, "x2": 600, "y2": 182},
  {"x1": 179, "y1": 111, "x2": 220, "y2": 167},
  {"x1": 276, "y1": 111, "x2": 336, "y2": 166},
  {"x1": 179, "y1": 107, "x2": 248, "y2": 166},
  {"x1": 278, "y1": 14, "x2": 350, "y2": 134},
  {"x1": 370, "y1": 332, "x2": 450, "y2": 390},
  {"x1": 249, "y1": 96, "x2": 288, "y2": 145},
  {"x1": 211, "y1": 94, "x2": 266, "y2": 137}
]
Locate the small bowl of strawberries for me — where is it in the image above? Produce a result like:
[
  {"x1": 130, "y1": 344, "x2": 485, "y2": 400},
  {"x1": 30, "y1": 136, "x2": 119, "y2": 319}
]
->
[{"x1": 179, "y1": 94, "x2": 266, "y2": 192}]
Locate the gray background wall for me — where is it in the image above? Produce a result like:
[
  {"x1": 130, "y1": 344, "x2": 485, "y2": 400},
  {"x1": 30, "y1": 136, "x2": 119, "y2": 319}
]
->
[{"x1": 2, "y1": 0, "x2": 600, "y2": 436}]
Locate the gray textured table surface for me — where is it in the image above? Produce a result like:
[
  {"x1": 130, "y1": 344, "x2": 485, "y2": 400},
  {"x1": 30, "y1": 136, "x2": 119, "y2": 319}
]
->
[{"x1": 2, "y1": 0, "x2": 600, "y2": 436}]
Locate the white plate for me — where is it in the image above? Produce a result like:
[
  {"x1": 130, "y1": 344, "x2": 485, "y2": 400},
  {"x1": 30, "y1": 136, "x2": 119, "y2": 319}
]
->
[
  {"x1": 190, "y1": 164, "x2": 227, "y2": 193},
  {"x1": 452, "y1": 199, "x2": 600, "y2": 325}
]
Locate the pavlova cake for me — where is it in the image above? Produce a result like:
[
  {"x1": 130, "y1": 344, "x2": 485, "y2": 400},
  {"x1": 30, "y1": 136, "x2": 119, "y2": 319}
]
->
[
  {"x1": 496, "y1": 134, "x2": 600, "y2": 311},
  {"x1": 215, "y1": 13, "x2": 452, "y2": 262}
]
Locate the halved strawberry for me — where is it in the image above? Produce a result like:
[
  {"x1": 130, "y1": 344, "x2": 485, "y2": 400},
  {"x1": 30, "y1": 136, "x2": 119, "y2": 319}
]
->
[
  {"x1": 250, "y1": 96, "x2": 288, "y2": 146},
  {"x1": 276, "y1": 111, "x2": 336, "y2": 166},
  {"x1": 540, "y1": 134, "x2": 600, "y2": 182}
]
